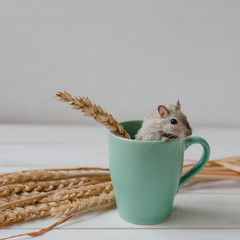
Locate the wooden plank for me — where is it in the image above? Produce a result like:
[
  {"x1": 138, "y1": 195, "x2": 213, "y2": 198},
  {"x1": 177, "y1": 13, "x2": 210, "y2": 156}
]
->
[
  {"x1": 0, "y1": 143, "x2": 108, "y2": 167},
  {"x1": 0, "y1": 140, "x2": 240, "y2": 167},
  {"x1": 0, "y1": 126, "x2": 240, "y2": 167},
  {"x1": 0, "y1": 229, "x2": 240, "y2": 240},
  {"x1": 0, "y1": 124, "x2": 107, "y2": 144},
  {"x1": 0, "y1": 125, "x2": 239, "y2": 147}
]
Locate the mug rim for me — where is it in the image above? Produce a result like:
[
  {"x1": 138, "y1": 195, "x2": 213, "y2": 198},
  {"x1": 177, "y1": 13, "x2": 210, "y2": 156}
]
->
[{"x1": 109, "y1": 120, "x2": 175, "y2": 144}]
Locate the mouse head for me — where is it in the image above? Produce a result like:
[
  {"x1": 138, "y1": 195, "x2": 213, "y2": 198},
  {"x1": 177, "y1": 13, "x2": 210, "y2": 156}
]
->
[{"x1": 157, "y1": 100, "x2": 192, "y2": 138}]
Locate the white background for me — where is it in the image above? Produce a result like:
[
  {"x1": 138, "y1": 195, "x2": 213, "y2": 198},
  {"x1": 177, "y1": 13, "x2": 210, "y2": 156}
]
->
[{"x1": 0, "y1": 0, "x2": 239, "y2": 126}]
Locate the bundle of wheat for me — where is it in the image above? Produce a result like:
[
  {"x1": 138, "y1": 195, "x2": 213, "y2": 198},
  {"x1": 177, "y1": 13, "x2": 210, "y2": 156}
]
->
[
  {"x1": 0, "y1": 168, "x2": 114, "y2": 227},
  {"x1": 1, "y1": 157, "x2": 240, "y2": 229}
]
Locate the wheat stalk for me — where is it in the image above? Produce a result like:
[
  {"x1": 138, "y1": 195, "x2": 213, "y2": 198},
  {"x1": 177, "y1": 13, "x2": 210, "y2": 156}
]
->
[
  {"x1": 0, "y1": 179, "x2": 111, "y2": 210},
  {"x1": 0, "y1": 190, "x2": 115, "y2": 226},
  {"x1": 50, "y1": 190, "x2": 115, "y2": 217},
  {"x1": 0, "y1": 191, "x2": 42, "y2": 206},
  {"x1": 189, "y1": 174, "x2": 240, "y2": 182},
  {"x1": 54, "y1": 91, "x2": 131, "y2": 139},
  {"x1": 0, "y1": 167, "x2": 109, "y2": 187},
  {"x1": 0, "y1": 203, "x2": 52, "y2": 226},
  {"x1": 0, "y1": 178, "x2": 111, "y2": 208},
  {"x1": 39, "y1": 181, "x2": 112, "y2": 203},
  {"x1": 0, "y1": 178, "x2": 85, "y2": 197},
  {"x1": 0, "y1": 175, "x2": 110, "y2": 197},
  {"x1": 182, "y1": 156, "x2": 240, "y2": 182},
  {"x1": 0, "y1": 216, "x2": 75, "y2": 240}
]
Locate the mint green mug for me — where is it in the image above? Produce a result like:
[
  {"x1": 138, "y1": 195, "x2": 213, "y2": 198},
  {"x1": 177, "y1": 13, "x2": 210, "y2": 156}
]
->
[{"x1": 108, "y1": 120, "x2": 210, "y2": 224}]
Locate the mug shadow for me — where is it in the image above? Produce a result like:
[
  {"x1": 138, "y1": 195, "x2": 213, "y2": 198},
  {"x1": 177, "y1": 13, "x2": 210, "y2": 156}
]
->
[{"x1": 165, "y1": 203, "x2": 229, "y2": 228}]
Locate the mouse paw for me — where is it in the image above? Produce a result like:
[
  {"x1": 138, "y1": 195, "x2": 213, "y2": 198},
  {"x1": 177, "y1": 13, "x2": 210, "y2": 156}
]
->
[{"x1": 162, "y1": 137, "x2": 170, "y2": 142}]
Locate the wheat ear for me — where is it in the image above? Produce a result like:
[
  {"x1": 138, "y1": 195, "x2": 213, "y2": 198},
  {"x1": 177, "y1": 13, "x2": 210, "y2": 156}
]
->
[
  {"x1": 40, "y1": 181, "x2": 112, "y2": 203},
  {"x1": 54, "y1": 91, "x2": 131, "y2": 139},
  {"x1": 0, "y1": 179, "x2": 111, "y2": 210},
  {"x1": 0, "y1": 200, "x2": 115, "y2": 239},
  {"x1": 0, "y1": 203, "x2": 52, "y2": 226},
  {"x1": 50, "y1": 190, "x2": 115, "y2": 217},
  {"x1": 0, "y1": 178, "x2": 111, "y2": 207},
  {"x1": 0, "y1": 167, "x2": 109, "y2": 187},
  {"x1": 0, "y1": 175, "x2": 110, "y2": 197},
  {"x1": 0, "y1": 190, "x2": 115, "y2": 226}
]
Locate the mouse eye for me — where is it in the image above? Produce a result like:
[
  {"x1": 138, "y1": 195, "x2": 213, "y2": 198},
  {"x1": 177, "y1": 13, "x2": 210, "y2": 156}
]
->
[{"x1": 170, "y1": 119, "x2": 178, "y2": 125}]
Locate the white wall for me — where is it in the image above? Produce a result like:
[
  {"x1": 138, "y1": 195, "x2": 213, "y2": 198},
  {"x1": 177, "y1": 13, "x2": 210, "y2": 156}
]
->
[{"x1": 0, "y1": 0, "x2": 239, "y2": 127}]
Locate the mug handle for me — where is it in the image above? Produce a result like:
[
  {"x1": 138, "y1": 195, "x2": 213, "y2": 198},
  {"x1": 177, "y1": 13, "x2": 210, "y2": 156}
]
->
[{"x1": 178, "y1": 136, "x2": 210, "y2": 190}]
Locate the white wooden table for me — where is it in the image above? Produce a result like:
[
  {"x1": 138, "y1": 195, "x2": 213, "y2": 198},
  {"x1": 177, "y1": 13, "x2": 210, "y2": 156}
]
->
[{"x1": 0, "y1": 124, "x2": 240, "y2": 240}]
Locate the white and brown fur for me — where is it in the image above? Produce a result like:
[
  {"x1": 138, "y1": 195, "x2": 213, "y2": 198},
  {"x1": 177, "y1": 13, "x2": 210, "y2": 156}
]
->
[{"x1": 135, "y1": 100, "x2": 192, "y2": 142}]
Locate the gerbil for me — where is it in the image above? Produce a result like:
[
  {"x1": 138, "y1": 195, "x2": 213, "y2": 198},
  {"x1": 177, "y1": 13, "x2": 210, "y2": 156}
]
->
[{"x1": 135, "y1": 100, "x2": 192, "y2": 142}]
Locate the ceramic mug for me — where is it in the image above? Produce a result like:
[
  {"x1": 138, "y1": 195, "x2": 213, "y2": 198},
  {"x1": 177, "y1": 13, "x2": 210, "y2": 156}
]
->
[{"x1": 108, "y1": 120, "x2": 210, "y2": 224}]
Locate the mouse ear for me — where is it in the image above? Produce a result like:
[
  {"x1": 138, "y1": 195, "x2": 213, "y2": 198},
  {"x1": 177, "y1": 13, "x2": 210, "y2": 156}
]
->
[
  {"x1": 158, "y1": 105, "x2": 169, "y2": 118},
  {"x1": 176, "y1": 100, "x2": 181, "y2": 111}
]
